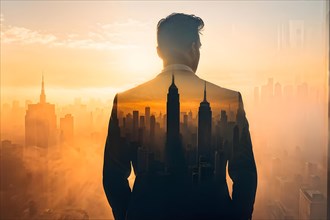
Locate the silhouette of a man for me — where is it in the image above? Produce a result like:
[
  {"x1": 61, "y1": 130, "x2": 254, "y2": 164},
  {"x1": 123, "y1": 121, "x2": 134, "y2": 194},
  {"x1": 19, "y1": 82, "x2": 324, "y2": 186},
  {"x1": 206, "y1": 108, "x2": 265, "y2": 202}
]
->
[{"x1": 103, "y1": 13, "x2": 257, "y2": 220}]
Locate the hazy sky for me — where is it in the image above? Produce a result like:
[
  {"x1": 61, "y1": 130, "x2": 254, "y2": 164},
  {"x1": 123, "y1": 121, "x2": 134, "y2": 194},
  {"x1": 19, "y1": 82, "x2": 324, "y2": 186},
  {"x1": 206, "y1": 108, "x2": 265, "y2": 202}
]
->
[{"x1": 1, "y1": 1, "x2": 327, "y2": 104}]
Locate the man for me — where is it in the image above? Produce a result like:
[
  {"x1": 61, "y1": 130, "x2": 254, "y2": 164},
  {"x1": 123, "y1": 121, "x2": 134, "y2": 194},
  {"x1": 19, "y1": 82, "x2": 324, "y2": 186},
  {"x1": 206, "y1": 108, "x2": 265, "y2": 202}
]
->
[{"x1": 103, "y1": 13, "x2": 257, "y2": 220}]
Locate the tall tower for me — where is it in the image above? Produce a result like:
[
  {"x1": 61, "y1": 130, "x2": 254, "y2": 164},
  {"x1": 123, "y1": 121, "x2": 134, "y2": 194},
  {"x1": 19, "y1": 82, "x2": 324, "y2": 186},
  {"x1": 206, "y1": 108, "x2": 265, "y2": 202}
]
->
[
  {"x1": 132, "y1": 110, "x2": 139, "y2": 141},
  {"x1": 145, "y1": 107, "x2": 150, "y2": 130},
  {"x1": 40, "y1": 74, "x2": 46, "y2": 104},
  {"x1": 25, "y1": 76, "x2": 56, "y2": 148},
  {"x1": 165, "y1": 74, "x2": 185, "y2": 173},
  {"x1": 166, "y1": 74, "x2": 180, "y2": 140},
  {"x1": 198, "y1": 82, "x2": 212, "y2": 161}
]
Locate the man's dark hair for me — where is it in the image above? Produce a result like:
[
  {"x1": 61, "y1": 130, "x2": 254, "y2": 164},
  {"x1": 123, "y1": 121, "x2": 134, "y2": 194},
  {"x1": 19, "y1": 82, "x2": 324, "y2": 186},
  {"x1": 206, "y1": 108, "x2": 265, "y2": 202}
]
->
[{"x1": 157, "y1": 13, "x2": 204, "y2": 57}]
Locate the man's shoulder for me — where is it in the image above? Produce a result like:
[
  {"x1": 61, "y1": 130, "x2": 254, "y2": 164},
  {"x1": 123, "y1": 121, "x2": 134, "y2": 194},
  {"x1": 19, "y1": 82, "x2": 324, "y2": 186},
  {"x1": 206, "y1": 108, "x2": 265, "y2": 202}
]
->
[
  {"x1": 116, "y1": 74, "x2": 241, "y2": 104},
  {"x1": 117, "y1": 77, "x2": 163, "y2": 102},
  {"x1": 202, "y1": 79, "x2": 240, "y2": 104},
  {"x1": 119, "y1": 79, "x2": 156, "y2": 96},
  {"x1": 205, "y1": 80, "x2": 238, "y2": 96}
]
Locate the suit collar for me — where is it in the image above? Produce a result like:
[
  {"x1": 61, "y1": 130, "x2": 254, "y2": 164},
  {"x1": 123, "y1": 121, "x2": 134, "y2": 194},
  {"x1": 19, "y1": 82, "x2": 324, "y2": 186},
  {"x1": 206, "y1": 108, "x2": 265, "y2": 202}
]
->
[{"x1": 160, "y1": 64, "x2": 195, "y2": 74}]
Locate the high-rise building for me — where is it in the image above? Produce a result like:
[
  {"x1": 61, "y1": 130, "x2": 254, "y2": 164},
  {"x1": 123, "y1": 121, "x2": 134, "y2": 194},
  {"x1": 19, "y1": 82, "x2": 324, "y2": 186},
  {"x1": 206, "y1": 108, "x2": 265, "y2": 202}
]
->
[
  {"x1": 197, "y1": 82, "x2": 212, "y2": 162},
  {"x1": 150, "y1": 115, "x2": 156, "y2": 144},
  {"x1": 188, "y1": 110, "x2": 193, "y2": 124},
  {"x1": 138, "y1": 116, "x2": 145, "y2": 144},
  {"x1": 166, "y1": 75, "x2": 180, "y2": 140},
  {"x1": 183, "y1": 114, "x2": 188, "y2": 130},
  {"x1": 298, "y1": 189, "x2": 326, "y2": 220},
  {"x1": 60, "y1": 114, "x2": 74, "y2": 142},
  {"x1": 165, "y1": 74, "x2": 185, "y2": 172},
  {"x1": 25, "y1": 76, "x2": 57, "y2": 148},
  {"x1": 132, "y1": 110, "x2": 139, "y2": 141},
  {"x1": 145, "y1": 107, "x2": 150, "y2": 130},
  {"x1": 219, "y1": 110, "x2": 229, "y2": 142},
  {"x1": 304, "y1": 162, "x2": 318, "y2": 184},
  {"x1": 260, "y1": 78, "x2": 274, "y2": 102},
  {"x1": 274, "y1": 82, "x2": 282, "y2": 100},
  {"x1": 124, "y1": 113, "x2": 132, "y2": 138},
  {"x1": 140, "y1": 116, "x2": 145, "y2": 128}
]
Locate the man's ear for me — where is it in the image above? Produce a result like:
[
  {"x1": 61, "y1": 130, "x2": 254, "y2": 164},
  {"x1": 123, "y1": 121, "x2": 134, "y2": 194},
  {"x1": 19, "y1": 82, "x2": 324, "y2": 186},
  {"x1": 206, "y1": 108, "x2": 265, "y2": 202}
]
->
[{"x1": 191, "y1": 42, "x2": 198, "y2": 56}]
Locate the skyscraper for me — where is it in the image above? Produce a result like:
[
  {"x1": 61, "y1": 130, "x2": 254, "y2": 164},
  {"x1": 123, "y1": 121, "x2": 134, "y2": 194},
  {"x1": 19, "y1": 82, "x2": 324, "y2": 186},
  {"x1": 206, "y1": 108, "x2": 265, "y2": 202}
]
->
[
  {"x1": 165, "y1": 74, "x2": 185, "y2": 173},
  {"x1": 60, "y1": 114, "x2": 74, "y2": 142},
  {"x1": 197, "y1": 82, "x2": 212, "y2": 161},
  {"x1": 132, "y1": 110, "x2": 139, "y2": 141},
  {"x1": 150, "y1": 115, "x2": 156, "y2": 144},
  {"x1": 25, "y1": 76, "x2": 57, "y2": 148},
  {"x1": 298, "y1": 189, "x2": 326, "y2": 220},
  {"x1": 145, "y1": 107, "x2": 150, "y2": 130},
  {"x1": 166, "y1": 75, "x2": 180, "y2": 140}
]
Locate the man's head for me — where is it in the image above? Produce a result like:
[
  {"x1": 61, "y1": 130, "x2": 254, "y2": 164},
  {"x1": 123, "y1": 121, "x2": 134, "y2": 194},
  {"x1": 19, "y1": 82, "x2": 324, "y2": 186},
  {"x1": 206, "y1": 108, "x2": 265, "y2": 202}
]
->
[{"x1": 157, "y1": 13, "x2": 204, "y2": 72}]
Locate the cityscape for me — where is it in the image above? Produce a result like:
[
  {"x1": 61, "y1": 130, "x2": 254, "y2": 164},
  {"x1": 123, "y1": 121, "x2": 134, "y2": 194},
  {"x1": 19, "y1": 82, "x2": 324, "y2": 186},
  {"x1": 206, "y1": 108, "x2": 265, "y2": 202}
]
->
[
  {"x1": 250, "y1": 78, "x2": 327, "y2": 219},
  {"x1": 110, "y1": 75, "x2": 246, "y2": 181},
  {"x1": 1, "y1": 74, "x2": 327, "y2": 219},
  {"x1": 1, "y1": 1, "x2": 328, "y2": 219},
  {"x1": 1, "y1": 77, "x2": 111, "y2": 219}
]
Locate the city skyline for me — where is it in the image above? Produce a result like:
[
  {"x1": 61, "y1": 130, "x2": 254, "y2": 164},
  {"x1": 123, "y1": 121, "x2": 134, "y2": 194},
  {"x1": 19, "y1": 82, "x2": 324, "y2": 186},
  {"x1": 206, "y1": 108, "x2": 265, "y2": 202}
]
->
[
  {"x1": 0, "y1": 68, "x2": 327, "y2": 219},
  {"x1": 0, "y1": 2, "x2": 328, "y2": 219}
]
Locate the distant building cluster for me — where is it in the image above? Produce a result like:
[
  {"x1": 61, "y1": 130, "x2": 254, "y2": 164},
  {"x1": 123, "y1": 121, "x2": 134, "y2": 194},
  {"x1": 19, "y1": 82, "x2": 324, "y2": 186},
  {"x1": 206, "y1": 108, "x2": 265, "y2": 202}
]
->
[
  {"x1": 253, "y1": 78, "x2": 315, "y2": 105},
  {"x1": 1, "y1": 75, "x2": 117, "y2": 219},
  {"x1": 267, "y1": 155, "x2": 326, "y2": 219},
  {"x1": 253, "y1": 78, "x2": 327, "y2": 220},
  {"x1": 1, "y1": 75, "x2": 327, "y2": 219}
]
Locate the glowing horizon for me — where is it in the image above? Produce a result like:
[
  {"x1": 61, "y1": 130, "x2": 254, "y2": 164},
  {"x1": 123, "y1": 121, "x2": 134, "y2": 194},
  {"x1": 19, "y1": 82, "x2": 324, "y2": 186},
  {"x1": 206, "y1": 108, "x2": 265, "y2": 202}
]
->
[
  {"x1": 0, "y1": 2, "x2": 328, "y2": 219},
  {"x1": 1, "y1": 1, "x2": 328, "y2": 106}
]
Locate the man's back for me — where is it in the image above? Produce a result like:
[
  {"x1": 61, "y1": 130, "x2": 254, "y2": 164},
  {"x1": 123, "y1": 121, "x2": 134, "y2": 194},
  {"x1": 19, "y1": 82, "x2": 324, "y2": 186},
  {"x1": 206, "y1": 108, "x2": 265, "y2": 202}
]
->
[{"x1": 103, "y1": 64, "x2": 257, "y2": 220}]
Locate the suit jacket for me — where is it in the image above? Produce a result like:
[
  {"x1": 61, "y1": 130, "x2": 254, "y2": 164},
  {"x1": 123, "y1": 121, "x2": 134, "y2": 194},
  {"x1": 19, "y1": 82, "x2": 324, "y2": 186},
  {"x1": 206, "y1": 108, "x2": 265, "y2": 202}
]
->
[{"x1": 103, "y1": 64, "x2": 257, "y2": 220}]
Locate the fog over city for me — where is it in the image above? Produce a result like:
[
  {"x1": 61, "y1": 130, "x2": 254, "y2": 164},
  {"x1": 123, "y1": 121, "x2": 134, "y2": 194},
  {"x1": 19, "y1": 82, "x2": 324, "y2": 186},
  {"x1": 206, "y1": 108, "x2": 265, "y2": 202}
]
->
[
  {"x1": 1, "y1": 1, "x2": 328, "y2": 219},
  {"x1": 1, "y1": 75, "x2": 327, "y2": 219}
]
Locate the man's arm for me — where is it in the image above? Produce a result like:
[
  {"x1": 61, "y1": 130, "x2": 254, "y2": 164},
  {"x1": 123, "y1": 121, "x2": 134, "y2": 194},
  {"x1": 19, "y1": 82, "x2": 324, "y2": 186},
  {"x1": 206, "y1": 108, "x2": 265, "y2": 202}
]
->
[
  {"x1": 103, "y1": 95, "x2": 131, "y2": 220},
  {"x1": 228, "y1": 92, "x2": 258, "y2": 220}
]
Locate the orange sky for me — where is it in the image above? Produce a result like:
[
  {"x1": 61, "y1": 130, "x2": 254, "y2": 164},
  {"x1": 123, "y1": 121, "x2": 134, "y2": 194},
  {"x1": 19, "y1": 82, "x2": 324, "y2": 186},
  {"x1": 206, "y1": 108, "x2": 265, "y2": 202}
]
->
[{"x1": 0, "y1": 1, "x2": 328, "y2": 104}]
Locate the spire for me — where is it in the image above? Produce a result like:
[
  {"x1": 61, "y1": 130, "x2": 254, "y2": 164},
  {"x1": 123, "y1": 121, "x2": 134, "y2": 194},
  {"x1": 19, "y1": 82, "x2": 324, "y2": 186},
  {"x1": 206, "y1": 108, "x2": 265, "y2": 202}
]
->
[
  {"x1": 42, "y1": 74, "x2": 44, "y2": 90},
  {"x1": 171, "y1": 64, "x2": 175, "y2": 85},
  {"x1": 40, "y1": 73, "x2": 46, "y2": 104},
  {"x1": 203, "y1": 81, "x2": 206, "y2": 101},
  {"x1": 169, "y1": 73, "x2": 178, "y2": 90},
  {"x1": 199, "y1": 81, "x2": 210, "y2": 106}
]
